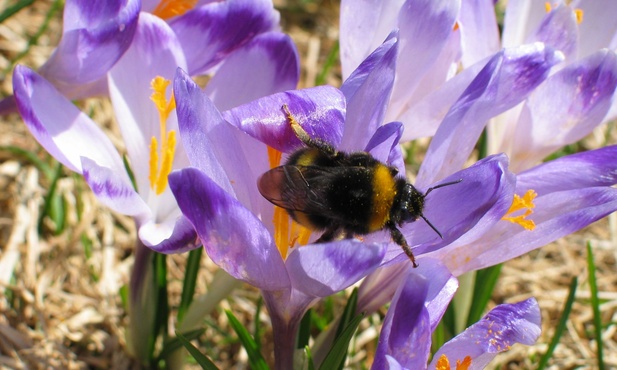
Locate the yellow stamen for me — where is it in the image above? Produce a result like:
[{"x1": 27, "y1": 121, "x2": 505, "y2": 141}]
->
[
  {"x1": 267, "y1": 145, "x2": 311, "y2": 259},
  {"x1": 502, "y1": 190, "x2": 537, "y2": 230},
  {"x1": 544, "y1": 2, "x2": 552, "y2": 13},
  {"x1": 435, "y1": 355, "x2": 472, "y2": 370},
  {"x1": 574, "y1": 9, "x2": 583, "y2": 24},
  {"x1": 453, "y1": 22, "x2": 459, "y2": 32},
  {"x1": 152, "y1": 0, "x2": 198, "y2": 20},
  {"x1": 148, "y1": 76, "x2": 177, "y2": 195}
]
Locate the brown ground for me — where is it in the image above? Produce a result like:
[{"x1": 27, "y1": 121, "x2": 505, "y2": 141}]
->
[{"x1": 0, "y1": 1, "x2": 615, "y2": 369}]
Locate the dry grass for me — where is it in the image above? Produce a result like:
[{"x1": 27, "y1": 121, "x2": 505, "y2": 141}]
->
[{"x1": 1, "y1": 1, "x2": 616, "y2": 369}]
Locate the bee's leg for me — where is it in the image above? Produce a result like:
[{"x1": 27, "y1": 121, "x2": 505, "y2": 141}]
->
[
  {"x1": 388, "y1": 223, "x2": 418, "y2": 268},
  {"x1": 316, "y1": 226, "x2": 343, "y2": 243},
  {"x1": 282, "y1": 105, "x2": 337, "y2": 155}
]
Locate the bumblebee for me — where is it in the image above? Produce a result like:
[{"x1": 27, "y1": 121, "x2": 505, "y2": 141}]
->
[{"x1": 258, "y1": 105, "x2": 461, "y2": 267}]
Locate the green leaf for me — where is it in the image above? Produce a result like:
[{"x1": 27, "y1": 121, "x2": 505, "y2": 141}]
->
[
  {"x1": 297, "y1": 309, "x2": 312, "y2": 349},
  {"x1": 319, "y1": 312, "x2": 364, "y2": 370},
  {"x1": 315, "y1": 41, "x2": 339, "y2": 86},
  {"x1": 466, "y1": 263, "x2": 502, "y2": 327},
  {"x1": 152, "y1": 253, "x2": 169, "y2": 359},
  {"x1": 0, "y1": 0, "x2": 35, "y2": 23},
  {"x1": 158, "y1": 328, "x2": 206, "y2": 361},
  {"x1": 304, "y1": 345, "x2": 316, "y2": 370},
  {"x1": 176, "y1": 330, "x2": 219, "y2": 370},
  {"x1": 537, "y1": 277, "x2": 578, "y2": 370},
  {"x1": 178, "y1": 247, "x2": 203, "y2": 322},
  {"x1": 225, "y1": 310, "x2": 269, "y2": 370},
  {"x1": 586, "y1": 243, "x2": 605, "y2": 370}
]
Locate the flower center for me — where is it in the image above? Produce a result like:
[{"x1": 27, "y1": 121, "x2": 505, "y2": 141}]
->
[
  {"x1": 148, "y1": 76, "x2": 177, "y2": 195},
  {"x1": 267, "y1": 146, "x2": 312, "y2": 259},
  {"x1": 502, "y1": 189, "x2": 537, "y2": 230},
  {"x1": 545, "y1": 2, "x2": 583, "y2": 24},
  {"x1": 435, "y1": 354, "x2": 472, "y2": 370},
  {"x1": 152, "y1": 0, "x2": 198, "y2": 20}
]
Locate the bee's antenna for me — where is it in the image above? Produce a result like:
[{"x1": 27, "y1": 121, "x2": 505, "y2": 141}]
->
[
  {"x1": 420, "y1": 215, "x2": 443, "y2": 239},
  {"x1": 424, "y1": 179, "x2": 462, "y2": 197}
]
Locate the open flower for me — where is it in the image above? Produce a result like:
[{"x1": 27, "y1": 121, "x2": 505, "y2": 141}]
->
[{"x1": 12, "y1": 10, "x2": 298, "y2": 252}]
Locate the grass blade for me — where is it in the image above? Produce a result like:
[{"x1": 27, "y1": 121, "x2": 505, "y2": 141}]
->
[
  {"x1": 586, "y1": 243, "x2": 605, "y2": 370},
  {"x1": 178, "y1": 247, "x2": 203, "y2": 322},
  {"x1": 319, "y1": 312, "x2": 364, "y2": 370},
  {"x1": 467, "y1": 263, "x2": 502, "y2": 327},
  {"x1": 176, "y1": 330, "x2": 219, "y2": 370},
  {"x1": 536, "y1": 277, "x2": 578, "y2": 370},
  {"x1": 225, "y1": 310, "x2": 269, "y2": 370}
]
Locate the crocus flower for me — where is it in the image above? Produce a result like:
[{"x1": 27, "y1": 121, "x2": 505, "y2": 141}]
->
[
  {"x1": 12, "y1": 10, "x2": 298, "y2": 253},
  {"x1": 169, "y1": 31, "x2": 515, "y2": 368},
  {"x1": 373, "y1": 259, "x2": 541, "y2": 370},
  {"x1": 1, "y1": 0, "x2": 286, "y2": 114}
]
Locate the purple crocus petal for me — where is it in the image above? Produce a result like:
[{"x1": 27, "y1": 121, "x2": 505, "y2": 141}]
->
[
  {"x1": 510, "y1": 49, "x2": 617, "y2": 172},
  {"x1": 416, "y1": 43, "x2": 562, "y2": 186},
  {"x1": 205, "y1": 32, "x2": 299, "y2": 111},
  {"x1": 38, "y1": 0, "x2": 140, "y2": 86},
  {"x1": 169, "y1": 0, "x2": 279, "y2": 75},
  {"x1": 575, "y1": 0, "x2": 617, "y2": 58},
  {"x1": 285, "y1": 240, "x2": 386, "y2": 298},
  {"x1": 407, "y1": 154, "x2": 515, "y2": 257},
  {"x1": 364, "y1": 121, "x2": 405, "y2": 172},
  {"x1": 339, "y1": 0, "x2": 404, "y2": 79},
  {"x1": 81, "y1": 157, "x2": 150, "y2": 219},
  {"x1": 169, "y1": 167, "x2": 290, "y2": 291},
  {"x1": 529, "y1": 5, "x2": 578, "y2": 61},
  {"x1": 108, "y1": 12, "x2": 188, "y2": 196},
  {"x1": 459, "y1": 0, "x2": 500, "y2": 67},
  {"x1": 340, "y1": 31, "x2": 397, "y2": 152},
  {"x1": 13, "y1": 66, "x2": 128, "y2": 177},
  {"x1": 390, "y1": 0, "x2": 460, "y2": 107},
  {"x1": 222, "y1": 86, "x2": 346, "y2": 152},
  {"x1": 502, "y1": 0, "x2": 547, "y2": 48},
  {"x1": 139, "y1": 215, "x2": 200, "y2": 254},
  {"x1": 372, "y1": 271, "x2": 431, "y2": 370},
  {"x1": 174, "y1": 68, "x2": 266, "y2": 213},
  {"x1": 429, "y1": 298, "x2": 541, "y2": 369}
]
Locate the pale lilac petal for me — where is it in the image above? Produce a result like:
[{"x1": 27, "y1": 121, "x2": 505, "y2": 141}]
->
[
  {"x1": 81, "y1": 157, "x2": 150, "y2": 219},
  {"x1": 39, "y1": 0, "x2": 140, "y2": 86},
  {"x1": 340, "y1": 31, "x2": 397, "y2": 151},
  {"x1": 429, "y1": 298, "x2": 541, "y2": 370},
  {"x1": 416, "y1": 43, "x2": 562, "y2": 186},
  {"x1": 108, "y1": 13, "x2": 188, "y2": 197},
  {"x1": 502, "y1": 0, "x2": 547, "y2": 48},
  {"x1": 205, "y1": 32, "x2": 299, "y2": 111},
  {"x1": 138, "y1": 216, "x2": 200, "y2": 254},
  {"x1": 364, "y1": 121, "x2": 404, "y2": 172},
  {"x1": 459, "y1": 0, "x2": 500, "y2": 67},
  {"x1": 574, "y1": 0, "x2": 617, "y2": 58},
  {"x1": 372, "y1": 271, "x2": 431, "y2": 370},
  {"x1": 169, "y1": 0, "x2": 279, "y2": 75},
  {"x1": 510, "y1": 49, "x2": 617, "y2": 172},
  {"x1": 174, "y1": 68, "x2": 266, "y2": 213},
  {"x1": 13, "y1": 66, "x2": 127, "y2": 177},
  {"x1": 529, "y1": 5, "x2": 578, "y2": 61},
  {"x1": 340, "y1": 0, "x2": 405, "y2": 79},
  {"x1": 395, "y1": 0, "x2": 460, "y2": 94},
  {"x1": 222, "y1": 86, "x2": 346, "y2": 152},
  {"x1": 286, "y1": 240, "x2": 386, "y2": 297},
  {"x1": 169, "y1": 168, "x2": 290, "y2": 290}
]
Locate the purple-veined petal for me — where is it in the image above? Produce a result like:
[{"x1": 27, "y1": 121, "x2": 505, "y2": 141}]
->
[
  {"x1": 169, "y1": 167, "x2": 290, "y2": 291},
  {"x1": 510, "y1": 49, "x2": 617, "y2": 172},
  {"x1": 528, "y1": 4, "x2": 578, "y2": 61},
  {"x1": 429, "y1": 298, "x2": 541, "y2": 370},
  {"x1": 340, "y1": 31, "x2": 397, "y2": 152},
  {"x1": 285, "y1": 240, "x2": 386, "y2": 298},
  {"x1": 574, "y1": 0, "x2": 617, "y2": 58},
  {"x1": 108, "y1": 12, "x2": 188, "y2": 197},
  {"x1": 169, "y1": 0, "x2": 279, "y2": 75},
  {"x1": 405, "y1": 154, "x2": 515, "y2": 257},
  {"x1": 205, "y1": 32, "x2": 299, "y2": 111},
  {"x1": 372, "y1": 271, "x2": 431, "y2": 370},
  {"x1": 340, "y1": 0, "x2": 405, "y2": 79},
  {"x1": 174, "y1": 68, "x2": 266, "y2": 213},
  {"x1": 459, "y1": 0, "x2": 500, "y2": 67},
  {"x1": 13, "y1": 66, "x2": 128, "y2": 177},
  {"x1": 388, "y1": 0, "x2": 460, "y2": 115},
  {"x1": 81, "y1": 157, "x2": 150, "y2": 219},
  {"x1": 139, "y1": 215, "x2": 200, "y2": 253},
  {"x1": 365, "y1": 121, "x2": 404, "y2": 172},
  {"x1": 39, "y1": 0, "x2": 140, "y2": 86},
  {"x1": 416, "y1": 43, "x2": 562, "y2": 186},
  {"x1": 222, "y1": 86, "x2": 346, "y2": 152}
]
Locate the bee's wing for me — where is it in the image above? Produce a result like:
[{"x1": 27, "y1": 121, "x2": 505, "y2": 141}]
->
[{"x1": 258, "y1": 165, "x2": 334, "y2": 214}]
